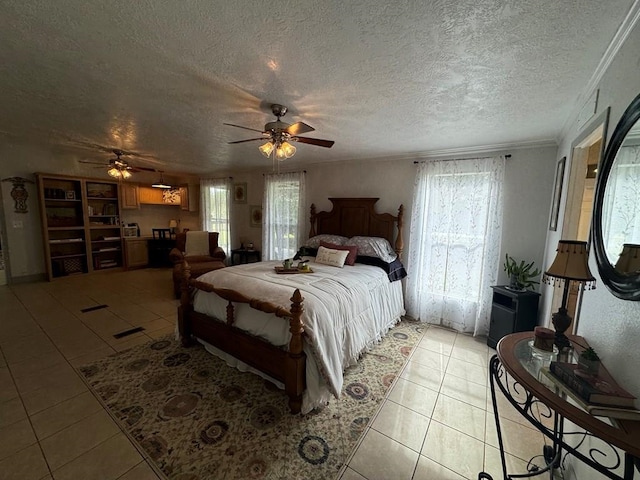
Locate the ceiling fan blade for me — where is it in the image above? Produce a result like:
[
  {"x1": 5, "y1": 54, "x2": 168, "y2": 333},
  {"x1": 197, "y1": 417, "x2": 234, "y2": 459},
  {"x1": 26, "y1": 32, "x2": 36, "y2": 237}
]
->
[
  {"x1": 79, "y1": 160, "x2": 108, "y2": 165},
  {"x1": 67, "y1": 140, "x2": 115, "y2": 153},
  {"x1": 223, "y1": 123, "x2": 264, "y2": 133},
  {"x1": 285, "y1": 122, "x2": 315, "y2": 136},
  {"x1": 228, "y1": 138, "x2": 265, "y2": 144},
  {"x1": 129, "y1": 166, "x2": 157, "y2": 172},
  {"x1": 294, "y1": 137, "x2": 335, "y2": 148},
  {"x1": 116, "y1": 149, "x2": 153, "y2": 159}
]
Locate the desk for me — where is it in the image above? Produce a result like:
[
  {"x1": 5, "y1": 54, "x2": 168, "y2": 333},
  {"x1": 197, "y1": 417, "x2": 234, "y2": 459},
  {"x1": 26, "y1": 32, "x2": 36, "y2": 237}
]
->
[
  {"x1": 479, "y1": 332, "x2": 640, "y2": 479},
  {"x1": 231, "y1": 248, "x2": 260, "y2": 265}
]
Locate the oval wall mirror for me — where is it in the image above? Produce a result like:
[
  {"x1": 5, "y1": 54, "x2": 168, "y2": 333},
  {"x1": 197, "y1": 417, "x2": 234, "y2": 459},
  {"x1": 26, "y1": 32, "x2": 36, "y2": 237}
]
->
[{"x1": 592, "y1": 91, "x2": 640, "y2": 300}]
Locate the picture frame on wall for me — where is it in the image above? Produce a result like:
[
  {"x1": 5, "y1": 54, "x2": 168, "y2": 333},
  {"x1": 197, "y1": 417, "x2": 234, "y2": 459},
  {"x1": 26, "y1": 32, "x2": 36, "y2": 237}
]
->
[
  {"x1": 549, "y1": 156, "x2": 566, "y2": 231},
  {"x1": 250, "y1": 205, "x2": 262, "y2": 227},
  {"x1": 233, "y1": 183, "x2": 247, "y2": 204}
]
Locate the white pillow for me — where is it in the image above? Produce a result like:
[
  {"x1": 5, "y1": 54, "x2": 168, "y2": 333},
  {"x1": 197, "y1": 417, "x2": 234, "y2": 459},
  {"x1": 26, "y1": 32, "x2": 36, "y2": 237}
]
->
[
  {"x1": 345, "y1": 236, "x2": 397, "y2": 263},
  {"x1": 315, "y1": 246, "x2": 349, "y2": 268},
  {"x1": 304, "y1": 234, "x2": 349, "y2": 248}
]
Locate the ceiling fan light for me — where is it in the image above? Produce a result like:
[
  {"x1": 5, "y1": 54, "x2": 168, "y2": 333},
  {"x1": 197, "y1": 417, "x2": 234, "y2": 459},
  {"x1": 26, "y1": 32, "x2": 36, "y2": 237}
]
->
[
  {"x1": 281, "y1": 141, "x2": 296, "y2": 158},
  {"x1": 107, "y1": 167, "x2": 120, "y2": 178},
  {"x1": 121, "y1": 169, "x2": 132, "y2": 179},
  {"x1": 275, "y1": 145, "x2": 287, "y2": 160},
  {"x1": 259, "y1": 141, "x2": 274, "y2": 157}
]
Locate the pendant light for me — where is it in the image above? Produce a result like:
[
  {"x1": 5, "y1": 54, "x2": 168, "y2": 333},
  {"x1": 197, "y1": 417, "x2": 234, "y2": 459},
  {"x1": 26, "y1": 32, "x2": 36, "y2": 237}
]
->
[{"x1": 152, "y1": 172, "x2": 171, "y2": 189}]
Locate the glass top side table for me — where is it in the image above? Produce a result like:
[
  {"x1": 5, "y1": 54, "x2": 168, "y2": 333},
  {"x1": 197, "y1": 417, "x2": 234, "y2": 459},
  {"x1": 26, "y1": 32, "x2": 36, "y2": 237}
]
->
[{"x1": 478, "y1": 332, "x2": 640, "y2": 480}]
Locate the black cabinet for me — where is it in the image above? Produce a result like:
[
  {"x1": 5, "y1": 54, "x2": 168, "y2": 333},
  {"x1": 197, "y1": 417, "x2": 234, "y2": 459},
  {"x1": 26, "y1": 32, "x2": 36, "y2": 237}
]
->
[
  {"x1": 148, "y1": 238, "x2": 175, "y2": 268},
  {"x1": 231, "y1": 249, "x2": 261, "y2": 265},
  {"x1": 487, "y1": 286, "x2": 540, "y2": 349}
]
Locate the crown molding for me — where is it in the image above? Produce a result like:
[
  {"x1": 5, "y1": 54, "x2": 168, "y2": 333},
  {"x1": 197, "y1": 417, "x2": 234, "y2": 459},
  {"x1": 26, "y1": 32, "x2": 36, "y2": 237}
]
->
[
  {"x1": 308, "y1": 139, "x2": 558, "y2": 167},
  {"x1": 558, "y1": 0, "x2": 640, "y2": 142},
  {"x1": 412, "y1": 139, "x2": 558, "y2": 160}
]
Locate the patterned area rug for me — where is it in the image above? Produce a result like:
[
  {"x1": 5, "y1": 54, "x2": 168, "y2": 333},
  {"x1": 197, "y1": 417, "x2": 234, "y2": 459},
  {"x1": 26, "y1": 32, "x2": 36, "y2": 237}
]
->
[{"x1": 78, "y1": 319, "x2": 423, "y2": 480}]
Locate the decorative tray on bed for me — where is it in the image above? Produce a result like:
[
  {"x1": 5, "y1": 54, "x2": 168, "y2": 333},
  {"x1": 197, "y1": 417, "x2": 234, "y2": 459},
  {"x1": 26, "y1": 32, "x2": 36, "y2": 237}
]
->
[{"x1": 274, "y1": 266, "x2": 314, "y2": 274}]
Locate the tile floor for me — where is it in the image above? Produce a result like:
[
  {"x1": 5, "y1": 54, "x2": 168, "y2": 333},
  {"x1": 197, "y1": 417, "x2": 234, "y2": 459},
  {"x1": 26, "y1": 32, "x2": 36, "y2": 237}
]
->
[{"x1": 0, "y1": 268, "x2": 547, "y2": 480}]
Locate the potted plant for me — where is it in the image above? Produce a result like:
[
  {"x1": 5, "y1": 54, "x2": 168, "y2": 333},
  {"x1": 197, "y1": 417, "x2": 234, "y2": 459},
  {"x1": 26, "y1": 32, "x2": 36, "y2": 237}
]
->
[
  {"x1": 577, "y1": 346, "x2": 600, "y2": 375},
  {"x1": 503, "y1": 254, "x2": 542, "y2": 291}
]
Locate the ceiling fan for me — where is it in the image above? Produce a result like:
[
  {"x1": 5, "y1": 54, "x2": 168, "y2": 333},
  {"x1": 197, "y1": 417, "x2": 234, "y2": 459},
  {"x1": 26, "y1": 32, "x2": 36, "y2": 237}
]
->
[
  {"x1": 224, "y1": 104, "x2": 335, "y2": 160},
  {"x1": 79, "y1": 149, "x2": 157, "y2": 179}
]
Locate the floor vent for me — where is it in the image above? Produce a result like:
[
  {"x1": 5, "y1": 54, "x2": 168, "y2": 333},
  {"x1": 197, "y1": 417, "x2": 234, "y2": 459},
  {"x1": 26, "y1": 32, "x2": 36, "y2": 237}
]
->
[
  {"x1": 80, "y1": 305, "x2": 109, "y2": 313},
  {"x1": 113, "y1": 327, "x2": 145, "y2": 339}
]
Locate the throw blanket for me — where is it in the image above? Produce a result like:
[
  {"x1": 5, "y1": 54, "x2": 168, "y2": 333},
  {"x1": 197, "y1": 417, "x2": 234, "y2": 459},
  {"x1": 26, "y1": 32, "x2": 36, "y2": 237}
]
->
[
  {"x1": 193, "y1": 261, "x2": 405, "y2": 412},
  {"x1": 185, "y1": 231, "x2": 209, "y2": 256}
]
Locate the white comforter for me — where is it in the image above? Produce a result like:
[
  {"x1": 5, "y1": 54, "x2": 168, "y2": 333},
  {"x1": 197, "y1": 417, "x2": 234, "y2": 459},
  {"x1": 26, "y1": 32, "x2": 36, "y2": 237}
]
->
[{"x1": 193, "y1": 260, "x2": 405, "y2": 413}]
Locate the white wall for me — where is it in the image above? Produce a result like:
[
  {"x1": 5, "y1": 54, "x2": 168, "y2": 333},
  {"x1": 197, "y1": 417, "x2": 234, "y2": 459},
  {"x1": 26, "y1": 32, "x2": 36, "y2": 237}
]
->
[
  {"x1": 543, "y1": 14, "x2": 640, "y2": 480},
  {"x1": 499, "y1": 147, "x2": 557, "y2": 289},
  {"x1": 547, "y1": 15, "x2": 640, "y2": 397},
  {"x1": 204, "y1": 170, "x2": 267, "y2": 255},
  {"x1": 120, "y1": 205, "x2": 198, "y2": 237}
]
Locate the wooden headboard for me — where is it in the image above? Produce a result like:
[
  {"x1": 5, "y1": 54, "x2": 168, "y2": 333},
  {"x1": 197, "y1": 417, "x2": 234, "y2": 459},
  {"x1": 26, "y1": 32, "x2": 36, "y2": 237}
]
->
[{"x1": 309, "y1": 198, "x2": 404, "y2": 258}]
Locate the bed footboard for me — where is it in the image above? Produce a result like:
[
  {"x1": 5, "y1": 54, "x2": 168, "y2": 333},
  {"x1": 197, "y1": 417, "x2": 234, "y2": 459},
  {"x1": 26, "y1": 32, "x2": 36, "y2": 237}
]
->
[{"x1": 177, "y1": 261, "x2": 306, "y2": 414}]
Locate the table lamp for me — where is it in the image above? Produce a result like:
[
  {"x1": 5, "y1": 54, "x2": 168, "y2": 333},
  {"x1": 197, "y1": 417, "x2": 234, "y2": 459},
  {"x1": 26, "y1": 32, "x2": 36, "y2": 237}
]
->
[
  {"x1": 542, "y1": 240, "x2": 596, "y2": 351},
  {"x1": 614, "y1": 243, "x2": 640, "y2": 273},
  {"x1": 169, "y1": 219, "x2": 178, "y2": 234}
]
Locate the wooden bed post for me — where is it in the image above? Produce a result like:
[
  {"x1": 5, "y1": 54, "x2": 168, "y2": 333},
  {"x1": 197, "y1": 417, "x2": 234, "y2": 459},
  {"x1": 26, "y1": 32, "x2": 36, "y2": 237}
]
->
[
  {"x1": 178, "y1": 260, "x2": 194, "y2": 347},
  {"x1": 396, "y1": 204, "x2": 404, "y2": 259},
  {"x1": 225, "y1": 301, "x2": 235, "y2": 326},
  {"x1": 285, "y1": 288, "x2": 305, "y2": 414}
]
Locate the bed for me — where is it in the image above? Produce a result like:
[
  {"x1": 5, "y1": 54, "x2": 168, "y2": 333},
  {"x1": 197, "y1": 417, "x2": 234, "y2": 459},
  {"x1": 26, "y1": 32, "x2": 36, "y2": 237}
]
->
[{"x1": 177, "y1": 198, "x2": 405, "y2": 414}]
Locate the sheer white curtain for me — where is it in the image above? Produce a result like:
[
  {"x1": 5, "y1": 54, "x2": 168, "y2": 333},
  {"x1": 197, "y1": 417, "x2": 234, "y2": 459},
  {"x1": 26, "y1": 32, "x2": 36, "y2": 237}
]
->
[
  {"x1": 406, "y1": 156, "x2": 505, "y2": 336},
  {"x1": 602, "y1": 145, "x2": 640, "y2": 260},
  {"x1": 263, "y1": 171, "x2": 306, "y2": 261},
  {"x1": 200, "y1": 177, "x2": 232, "y2": 257}
]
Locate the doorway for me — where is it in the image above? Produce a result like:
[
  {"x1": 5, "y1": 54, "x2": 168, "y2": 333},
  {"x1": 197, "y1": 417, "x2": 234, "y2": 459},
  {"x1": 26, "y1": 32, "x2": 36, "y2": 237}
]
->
[{"x1": 551, "y1": 108, "x2": 610, "y2": 332}]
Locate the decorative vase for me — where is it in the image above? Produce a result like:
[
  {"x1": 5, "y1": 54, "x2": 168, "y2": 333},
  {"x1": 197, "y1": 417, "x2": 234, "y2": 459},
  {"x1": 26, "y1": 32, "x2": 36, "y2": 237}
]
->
[
  {"x1": 509, "y1": 274, "x2": 524, "y2": 291},
  {"x1": 577, "y1": 356, "x2": 600, "y2": 376}
]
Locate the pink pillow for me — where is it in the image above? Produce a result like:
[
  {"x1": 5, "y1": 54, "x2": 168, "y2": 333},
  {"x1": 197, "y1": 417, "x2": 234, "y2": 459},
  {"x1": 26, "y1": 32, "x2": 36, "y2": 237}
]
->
[{"x1": 320, "y1": 241, "x2": 358, "y2": 266}]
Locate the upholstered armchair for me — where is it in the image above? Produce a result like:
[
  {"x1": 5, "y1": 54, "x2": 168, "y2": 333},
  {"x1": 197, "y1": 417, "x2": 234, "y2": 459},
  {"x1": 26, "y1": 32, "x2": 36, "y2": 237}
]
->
[{"x1": 169, "y1": 232, "x2": 226, "y2": 297}]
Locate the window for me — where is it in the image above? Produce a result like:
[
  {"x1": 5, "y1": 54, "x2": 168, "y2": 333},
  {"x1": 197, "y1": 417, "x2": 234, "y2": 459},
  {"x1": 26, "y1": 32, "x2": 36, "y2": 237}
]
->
[
  {"x1": 406, "y1": 157, "x2": 505, "y2": 335},
  {"x1": 200, "y1": 178, "x2": 231, "y2": 257},
  {"x1": 263, "y1": 171, "x2": 306, "y2": 260},
  {"x1": 602, "y1": 145, "x2": 640, "y2": 261}
]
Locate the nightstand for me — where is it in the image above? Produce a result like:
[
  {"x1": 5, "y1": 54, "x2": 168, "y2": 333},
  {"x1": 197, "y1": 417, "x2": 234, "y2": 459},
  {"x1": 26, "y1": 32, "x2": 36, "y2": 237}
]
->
[
  {"x1": 231, "y1": 248, "x2": 261, "y2": 265},
  {"x1": 487, "y1": 285, "x2": 540, "y2": 349}
]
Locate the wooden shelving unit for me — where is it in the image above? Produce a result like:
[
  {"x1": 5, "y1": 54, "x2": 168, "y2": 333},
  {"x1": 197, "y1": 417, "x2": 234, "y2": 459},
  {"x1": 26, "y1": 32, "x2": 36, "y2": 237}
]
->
[
  {"x1": 37, "y1": 174, "x2": 124, "y2": 280},
  {"x1": 86, "y1": 180, "x2": 123, "y2": 273}
]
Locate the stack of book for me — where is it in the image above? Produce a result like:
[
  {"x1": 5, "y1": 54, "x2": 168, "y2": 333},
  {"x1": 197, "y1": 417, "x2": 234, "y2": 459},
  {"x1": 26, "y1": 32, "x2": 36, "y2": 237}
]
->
[{"x1": 542, "y1": 361, "x2": 639, "y2": 421}]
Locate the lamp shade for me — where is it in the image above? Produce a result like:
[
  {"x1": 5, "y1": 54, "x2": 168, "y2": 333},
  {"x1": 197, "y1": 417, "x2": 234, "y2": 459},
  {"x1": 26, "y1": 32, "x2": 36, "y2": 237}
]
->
[
  {"x1": 543, "y1": 240, "x2": 595, "y2": 288},
  {"x1": 168, "y1": 219, "x2": 178, "y2": 229},
  {"x1": 615, "y1": 243, "x2": 640, "y2": 273},
  {"x1": 259, "y1": 141, "x2": 274, "y2": 157},
  {"x1": 279, "y1": 141, "x2": 296, "y2": 158}
]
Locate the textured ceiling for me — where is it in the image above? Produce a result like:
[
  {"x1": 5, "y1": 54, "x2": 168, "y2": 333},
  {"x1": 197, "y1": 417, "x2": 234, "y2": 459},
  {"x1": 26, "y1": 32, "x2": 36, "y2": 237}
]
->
[{"x1": 0, "y1": 0, "x2": 635, "y2": 174}]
